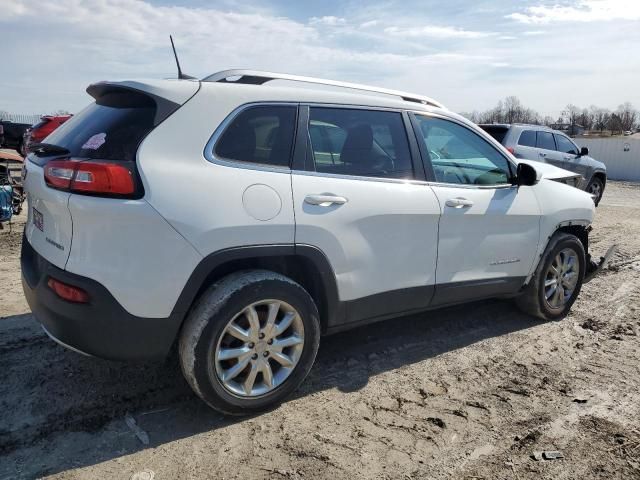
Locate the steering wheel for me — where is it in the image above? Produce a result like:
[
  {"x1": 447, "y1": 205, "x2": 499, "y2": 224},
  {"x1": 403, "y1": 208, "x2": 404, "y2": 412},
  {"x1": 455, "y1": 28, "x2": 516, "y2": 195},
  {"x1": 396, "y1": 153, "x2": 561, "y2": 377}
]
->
[{"x1": 474, "y1": 168, "x2": 505, "y2": 185}]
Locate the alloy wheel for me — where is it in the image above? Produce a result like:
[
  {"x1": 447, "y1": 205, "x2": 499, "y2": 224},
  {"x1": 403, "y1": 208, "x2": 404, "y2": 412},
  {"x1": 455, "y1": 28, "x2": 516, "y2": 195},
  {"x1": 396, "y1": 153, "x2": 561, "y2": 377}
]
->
[
  {"x1": 544, "y1": 248, "x2": 580, "y2": 309},
  {"x1": 214, "y1": 300, "x2": 305, "y2": 397},
  {"x1": 588, "y1": 181, "x2": 602, "y2": 200}
]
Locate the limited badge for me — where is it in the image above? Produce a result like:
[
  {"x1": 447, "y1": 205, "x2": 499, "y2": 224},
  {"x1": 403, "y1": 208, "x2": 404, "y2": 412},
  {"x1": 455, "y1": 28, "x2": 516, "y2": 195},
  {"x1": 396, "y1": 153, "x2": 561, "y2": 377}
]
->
[{"x1": 33, "y1": 207, "x2": 44, "y2": 232}]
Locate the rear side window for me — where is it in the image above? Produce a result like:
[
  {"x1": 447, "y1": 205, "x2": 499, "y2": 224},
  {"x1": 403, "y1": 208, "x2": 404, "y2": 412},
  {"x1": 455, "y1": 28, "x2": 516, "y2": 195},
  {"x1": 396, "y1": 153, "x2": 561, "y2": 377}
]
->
[
  {"x1": 555, "y1": 134, "x2": 579, "y2": 155},
  {"x1": 308, "y1": 107, "x2": 413, "y2": 179},
  {"x1": 479, "y1": 126, "x2": 509, "y2": 144},
  {"x1": 536, "y1": 131, "x2": 556, "y2": 151},
  {"x1": 518, "y1": 130, "x2": 536, "y2": 147},
  {"x1": 45, "y1": 91, "x2": 157, "y2": 162},
  {"x1": 215, "y1": 105, "x2": 297, "y2": 167}
]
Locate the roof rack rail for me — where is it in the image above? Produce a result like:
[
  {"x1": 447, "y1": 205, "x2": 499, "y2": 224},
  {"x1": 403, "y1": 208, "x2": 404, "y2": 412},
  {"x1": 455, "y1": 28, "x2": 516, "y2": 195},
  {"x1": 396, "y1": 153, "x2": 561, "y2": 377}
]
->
[{"x1": 202, "y1": 69, "x2": 445, "y2": 109}]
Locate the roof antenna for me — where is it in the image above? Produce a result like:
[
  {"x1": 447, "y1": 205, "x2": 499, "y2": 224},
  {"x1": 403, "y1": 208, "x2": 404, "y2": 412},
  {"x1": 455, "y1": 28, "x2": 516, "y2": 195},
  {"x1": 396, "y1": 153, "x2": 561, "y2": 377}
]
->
[{"x1": 170, "y1": 35, "x2": 195, "y2": 80}]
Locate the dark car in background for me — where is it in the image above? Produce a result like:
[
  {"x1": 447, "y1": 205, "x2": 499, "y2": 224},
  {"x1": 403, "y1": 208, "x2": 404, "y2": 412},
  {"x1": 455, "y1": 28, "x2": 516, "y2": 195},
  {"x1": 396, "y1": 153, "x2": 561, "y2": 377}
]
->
[
  {"x1": 479, "y1": 123, "x2": 607, "y2": 205},
  {"x1": 22, "y1": 115, "x2": 72, "y2": 155},
  {"x1": 0, "y1": 120, "x2": 31, "y2": 155}
]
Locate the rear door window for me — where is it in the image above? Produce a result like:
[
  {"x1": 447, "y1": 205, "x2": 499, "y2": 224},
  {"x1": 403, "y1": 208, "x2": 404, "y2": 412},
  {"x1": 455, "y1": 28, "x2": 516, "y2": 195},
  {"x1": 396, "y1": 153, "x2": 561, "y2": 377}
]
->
[
  {"x1": 215, "y1": 105, "x2": 297, "y2": 167},
  {"x1": 518, "y1": 130, "x2": 536, "y2": 147},
  {"x1": 554, "y1": 134, "x2": 579, "y2": 155},
  {"x1": 44, "y1": 91, "x2": 157, "y2": 162},
  {"x1": 307, "y1": 107, "x2": 413, "y2": 179},
  {"x1": 536, "y1": 131, "x2": 556, "y2": 151}
]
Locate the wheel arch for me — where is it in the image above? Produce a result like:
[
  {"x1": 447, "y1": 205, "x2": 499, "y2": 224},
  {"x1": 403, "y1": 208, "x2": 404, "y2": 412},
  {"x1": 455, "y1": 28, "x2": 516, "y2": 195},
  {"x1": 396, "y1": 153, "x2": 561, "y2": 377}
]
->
[
  {"x1": 171, "y1": 245, "x2": 341, "y2": 334},
  {"x1": 526, "y1": 221, "x2": 591, "y2": 286}
]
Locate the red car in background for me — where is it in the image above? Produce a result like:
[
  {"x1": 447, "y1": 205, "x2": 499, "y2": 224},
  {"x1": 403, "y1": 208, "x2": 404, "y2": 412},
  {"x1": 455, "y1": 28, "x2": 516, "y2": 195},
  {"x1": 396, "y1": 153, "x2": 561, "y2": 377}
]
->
[{"x1": 22, "y1": 114, "x2": 72, "y2": 155}]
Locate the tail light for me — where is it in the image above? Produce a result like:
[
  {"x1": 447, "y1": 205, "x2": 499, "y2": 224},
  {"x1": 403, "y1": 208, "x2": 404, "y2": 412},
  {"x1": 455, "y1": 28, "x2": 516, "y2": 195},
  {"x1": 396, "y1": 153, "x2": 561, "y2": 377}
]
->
[
  {"x1": 506, "y1": 147, "x2": 515, "y2": 155},
  {"x1": 47, "y1": 278, "x2": 90, "y2": 303},
  {"x1": 44, "y1": 159, "x2": 137, "y2": 197}
]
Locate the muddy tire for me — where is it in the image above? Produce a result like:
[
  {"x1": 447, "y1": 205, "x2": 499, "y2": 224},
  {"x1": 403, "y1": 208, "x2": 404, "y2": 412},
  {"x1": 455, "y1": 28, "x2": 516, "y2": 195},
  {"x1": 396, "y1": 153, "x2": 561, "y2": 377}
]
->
[
  {"x1": 586, "y1": 176, "x2": 604, "y2": 206},
  {"x1": 515, "y1": 232, "x2": 585, "y2": 321},
  {"x1": 178, "y1": 270, "x2": 320, "y2": 415}
]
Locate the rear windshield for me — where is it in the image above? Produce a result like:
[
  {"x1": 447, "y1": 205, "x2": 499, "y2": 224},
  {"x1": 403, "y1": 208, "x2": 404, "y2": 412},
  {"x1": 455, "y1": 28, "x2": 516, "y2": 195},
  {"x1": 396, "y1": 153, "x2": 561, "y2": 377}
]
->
[
  {"x1": 479, "y1": 125, "x2": 508, "y2": 144},
  {"x1": 45, "y1": 92, "x2": 156, "y2": 162}
]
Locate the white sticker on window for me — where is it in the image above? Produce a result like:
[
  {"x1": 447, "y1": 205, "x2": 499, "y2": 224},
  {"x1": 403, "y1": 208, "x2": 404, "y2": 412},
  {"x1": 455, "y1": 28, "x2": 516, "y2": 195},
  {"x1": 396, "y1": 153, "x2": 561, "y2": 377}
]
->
[{"x1": 82, "y1": 133, "x2": 106, "y2": 150}]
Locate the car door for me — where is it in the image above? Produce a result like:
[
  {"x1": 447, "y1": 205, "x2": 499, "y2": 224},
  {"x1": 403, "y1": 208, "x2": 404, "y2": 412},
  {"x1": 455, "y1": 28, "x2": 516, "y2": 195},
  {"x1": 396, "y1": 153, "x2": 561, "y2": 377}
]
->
[
  {"x1": 535, "y1": 130, "x2": 563, "y2": 168},
  {"x1": 410, "y1": 114, "x2": 541, "y2": 306},
  {"x1": 291, "y1": 106, "x2": 441, "y2": 326},
  {"x1": 554, "y1": 133, "x2": 589, "y2": 178}
]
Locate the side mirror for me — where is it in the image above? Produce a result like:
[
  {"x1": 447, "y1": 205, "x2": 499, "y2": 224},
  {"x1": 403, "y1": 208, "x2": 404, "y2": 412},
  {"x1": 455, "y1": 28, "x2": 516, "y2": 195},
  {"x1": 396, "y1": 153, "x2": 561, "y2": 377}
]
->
[
  {"x1": 516, "y1": 162, "x2": 539, "y2": 186},
  {"x1": 579, "y1": 146, "x2": 589, "y2": 156}
]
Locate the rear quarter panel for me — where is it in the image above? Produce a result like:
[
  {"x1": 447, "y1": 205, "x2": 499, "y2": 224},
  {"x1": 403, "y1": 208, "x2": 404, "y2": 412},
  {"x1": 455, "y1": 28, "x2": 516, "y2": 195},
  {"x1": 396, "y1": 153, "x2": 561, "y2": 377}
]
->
[
  {"x1": 65, "y1": 196, "x2": 202, "y2": 318},
  {"x1": 136, "y1": 85, "x2": 296, "y2": 256}
]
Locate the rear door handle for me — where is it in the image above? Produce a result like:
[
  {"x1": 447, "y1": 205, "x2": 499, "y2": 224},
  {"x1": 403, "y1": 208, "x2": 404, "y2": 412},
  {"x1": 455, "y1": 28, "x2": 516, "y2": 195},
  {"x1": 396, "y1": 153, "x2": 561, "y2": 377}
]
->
[
  {"x1": 445, "y1": 197, "x2": 474, "y2": 208},
  {"x1": 304, "y1": 194, "x2": 348, "y2": 206},
  {"x1": 539, "y1": 152, "x2": 547, "y2": 157}
]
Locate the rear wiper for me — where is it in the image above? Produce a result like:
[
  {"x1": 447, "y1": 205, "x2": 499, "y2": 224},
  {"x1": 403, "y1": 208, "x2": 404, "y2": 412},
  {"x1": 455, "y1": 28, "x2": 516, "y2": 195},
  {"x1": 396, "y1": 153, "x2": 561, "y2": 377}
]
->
[{"x1": 30, "y1": 143, "x2": 70, "y2": 157}]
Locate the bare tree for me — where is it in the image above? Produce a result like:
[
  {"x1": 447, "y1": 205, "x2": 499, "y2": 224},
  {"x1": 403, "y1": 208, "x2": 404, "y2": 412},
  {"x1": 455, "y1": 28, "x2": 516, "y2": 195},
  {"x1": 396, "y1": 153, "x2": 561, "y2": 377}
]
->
[
  {"x1": 617, "y1": 102, "x2": 637, "y2": 132},
  {"x1": 461, "y1": 100, "x2": 635, "y2": 133},
  {"x1": 578, "y1": 108, "x2": 593, "y2": 131}
]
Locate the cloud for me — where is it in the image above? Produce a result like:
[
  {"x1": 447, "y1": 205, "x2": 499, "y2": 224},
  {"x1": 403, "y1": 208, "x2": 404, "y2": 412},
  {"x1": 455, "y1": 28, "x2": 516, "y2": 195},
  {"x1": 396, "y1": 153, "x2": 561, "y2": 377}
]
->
[
  {"x1": 0, "y1": 0, "x2": 638, "y2": 117},
  {"x1": 507, "y1": 0, "x2": 640, "y2": 24},
  {"x1": 309, "y1": 16, "x2": 346, "y2": 26},
  {"x1": 384, "y1": 25, "x2": 496, "y2": 39},
  {"x1": 359, "y1": 20, "x2": 379, "y2": 29},
  {"x1": 523, "y1": 30, "x2": 546, "y2": 36}
]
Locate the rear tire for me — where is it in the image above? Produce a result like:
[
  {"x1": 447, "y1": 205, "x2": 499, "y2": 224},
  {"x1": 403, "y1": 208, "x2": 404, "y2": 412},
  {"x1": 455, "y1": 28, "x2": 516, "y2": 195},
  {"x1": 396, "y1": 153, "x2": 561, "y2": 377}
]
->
[
  {"x1": 179, "y1": 270, "x2": 321, "y2": 415},
  {"x1": 586, "y1": 176, "x2": 604, "y2": 206},
  {"x1": 515, "y1": 232, "x2": 585, "y2": 321}
]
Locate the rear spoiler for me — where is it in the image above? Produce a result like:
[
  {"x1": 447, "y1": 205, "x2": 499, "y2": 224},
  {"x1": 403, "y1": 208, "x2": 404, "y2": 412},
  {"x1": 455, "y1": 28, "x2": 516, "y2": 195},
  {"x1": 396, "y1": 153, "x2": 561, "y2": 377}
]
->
[{"x1": 86, "y1": 79, "x2": 200, "y2": 125}]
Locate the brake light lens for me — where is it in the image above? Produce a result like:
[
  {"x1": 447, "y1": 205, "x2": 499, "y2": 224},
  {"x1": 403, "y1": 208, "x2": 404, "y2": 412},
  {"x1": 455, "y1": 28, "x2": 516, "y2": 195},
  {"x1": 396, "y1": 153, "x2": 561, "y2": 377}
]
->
[
  {"x1": 47, "y1": 278, "x2": 90, "y2": 303},
  {"x1": 44, "y1": 159, "x2": 135, "y2": 196}
]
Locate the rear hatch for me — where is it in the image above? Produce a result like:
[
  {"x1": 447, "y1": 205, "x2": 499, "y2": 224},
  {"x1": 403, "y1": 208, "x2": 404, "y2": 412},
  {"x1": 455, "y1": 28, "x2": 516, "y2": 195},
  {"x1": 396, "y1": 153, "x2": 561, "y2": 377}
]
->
[
  {"x1": 23, "y1": 79, "x2": 199, "y2": 268},
  {"x1": 478, "y1": 124, "x2": 510, "y2": 145}
]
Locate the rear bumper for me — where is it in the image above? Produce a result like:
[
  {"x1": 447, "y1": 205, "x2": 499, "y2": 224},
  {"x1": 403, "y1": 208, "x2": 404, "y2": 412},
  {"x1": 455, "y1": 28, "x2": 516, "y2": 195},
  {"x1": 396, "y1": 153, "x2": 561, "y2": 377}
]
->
[{"x1": 21, "y1": 234, "x2": 182, "y2": 360}]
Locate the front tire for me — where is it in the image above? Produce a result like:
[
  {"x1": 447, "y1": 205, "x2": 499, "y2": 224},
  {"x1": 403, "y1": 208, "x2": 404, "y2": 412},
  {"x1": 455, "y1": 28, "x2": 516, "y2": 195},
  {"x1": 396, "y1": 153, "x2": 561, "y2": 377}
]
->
[
  {"x1": 179, "y1": 270, "x2": 321, "y2": 415},
  {"x1": 586, "y1": 176, "x2": 604, "y2": 206},
  {"x1": 515, "y1": 232, "x2": 585, "y2": 321}
]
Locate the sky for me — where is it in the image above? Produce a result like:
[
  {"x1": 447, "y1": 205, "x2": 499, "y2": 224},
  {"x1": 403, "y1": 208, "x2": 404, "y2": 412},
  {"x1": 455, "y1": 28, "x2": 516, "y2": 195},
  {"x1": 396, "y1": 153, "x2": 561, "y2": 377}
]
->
[{"x1": 1, "y1": 0, "x2": 639, "y2": 117}]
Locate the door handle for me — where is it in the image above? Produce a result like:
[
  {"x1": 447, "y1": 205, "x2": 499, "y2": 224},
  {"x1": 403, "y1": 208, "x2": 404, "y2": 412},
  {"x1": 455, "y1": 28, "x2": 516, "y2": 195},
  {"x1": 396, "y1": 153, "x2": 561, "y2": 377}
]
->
[
  {"x1": 564, "y1": 156, "x2": 572, "y2": 161},
  {"x1": 445, "y1": 197, "x2": 474, "y2": 208},
  {"x1": 304, "y1": 194, "x2": 348, "y2": 206},
  {"x1": 539, "y1": 152, "x2": 547, "y2": 157}
]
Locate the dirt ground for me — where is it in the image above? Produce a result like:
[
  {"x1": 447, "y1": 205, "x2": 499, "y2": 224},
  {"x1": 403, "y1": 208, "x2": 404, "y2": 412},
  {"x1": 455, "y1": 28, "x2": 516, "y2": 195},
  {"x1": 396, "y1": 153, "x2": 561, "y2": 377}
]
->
[{"x1": 1, "y1": 182, "x2": 639, "y2": 480}]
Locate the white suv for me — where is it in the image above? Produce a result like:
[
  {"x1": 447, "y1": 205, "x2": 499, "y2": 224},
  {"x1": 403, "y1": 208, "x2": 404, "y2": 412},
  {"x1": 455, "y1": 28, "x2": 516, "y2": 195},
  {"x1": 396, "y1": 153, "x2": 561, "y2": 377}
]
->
[{"x1": 21, "y1": 70, "x2": 608, "y2": 414}]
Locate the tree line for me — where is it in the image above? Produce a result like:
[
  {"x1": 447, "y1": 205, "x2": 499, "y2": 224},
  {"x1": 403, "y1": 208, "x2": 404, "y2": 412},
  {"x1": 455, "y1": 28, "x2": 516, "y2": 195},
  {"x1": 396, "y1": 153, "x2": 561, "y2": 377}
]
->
[{"x1": 462, "y1": 96, "x2": 639, "y2": 135}]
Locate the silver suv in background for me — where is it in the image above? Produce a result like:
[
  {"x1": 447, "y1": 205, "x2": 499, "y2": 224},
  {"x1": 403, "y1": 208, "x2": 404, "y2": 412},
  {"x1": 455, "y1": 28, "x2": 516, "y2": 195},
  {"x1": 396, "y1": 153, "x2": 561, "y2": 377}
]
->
[{"x1": 479, "y1": 124, "x2": 607, "y2": 205}]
